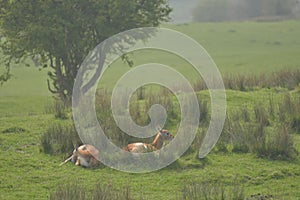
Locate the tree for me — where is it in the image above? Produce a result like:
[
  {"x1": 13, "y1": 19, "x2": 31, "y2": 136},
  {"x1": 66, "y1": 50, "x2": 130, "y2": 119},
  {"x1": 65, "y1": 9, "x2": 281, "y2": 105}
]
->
[{"x1": 0, "y1": 0, "x2": 171, "y2": 103}]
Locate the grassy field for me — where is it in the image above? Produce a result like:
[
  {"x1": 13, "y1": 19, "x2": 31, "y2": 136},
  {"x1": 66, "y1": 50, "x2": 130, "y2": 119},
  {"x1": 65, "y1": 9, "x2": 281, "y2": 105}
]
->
[
  {"x1": 165, "y1": 20, "x2": 300, "y2": 74},
  {"x1": 0, "y1": 21, "x2": 300, "y2": 199},
  {"x1": 98, "y1": 20, "x2": 300, "y2": 89}
]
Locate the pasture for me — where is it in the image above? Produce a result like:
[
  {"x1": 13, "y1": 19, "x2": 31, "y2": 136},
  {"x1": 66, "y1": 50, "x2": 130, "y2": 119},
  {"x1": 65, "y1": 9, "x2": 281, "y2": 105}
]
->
[{"x1": 0, "y1": 20, "x2": 300, "y2": 199}]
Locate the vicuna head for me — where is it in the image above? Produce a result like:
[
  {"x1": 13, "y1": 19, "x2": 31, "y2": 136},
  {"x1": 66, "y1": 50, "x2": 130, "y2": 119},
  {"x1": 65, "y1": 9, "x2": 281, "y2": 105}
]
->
[
  {"x1": 157, "y1": 129, "x2": 174, "y2": 142},
  {"x1": 151, "y1": 129, "x2": 174, "y2": 149}
]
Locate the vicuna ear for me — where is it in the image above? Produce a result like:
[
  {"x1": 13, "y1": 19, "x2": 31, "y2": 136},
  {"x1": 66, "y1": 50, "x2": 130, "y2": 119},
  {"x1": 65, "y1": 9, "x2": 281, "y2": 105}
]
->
[
  {"x1": 156, "y1": 126, "x2": 162, "y2": 132},
  {"x1": 74, "y1": 144, "x2": 79, "y2": 151}
]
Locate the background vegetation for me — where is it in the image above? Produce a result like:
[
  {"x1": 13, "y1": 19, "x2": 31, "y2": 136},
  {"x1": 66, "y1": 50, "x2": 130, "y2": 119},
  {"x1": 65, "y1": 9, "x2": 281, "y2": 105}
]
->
[{"x1": 193, "y1": 0, "x2": 300, "y2": 22}]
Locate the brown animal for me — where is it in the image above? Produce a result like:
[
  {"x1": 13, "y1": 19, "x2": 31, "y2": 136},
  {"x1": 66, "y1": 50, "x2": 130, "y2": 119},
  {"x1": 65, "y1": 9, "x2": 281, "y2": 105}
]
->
[
  {"x1": 123, "y1": 129, "x2": 174, "y2": 153},
  {"x1": 60, "y1": 144, "x2": 100, "y2": 168}
]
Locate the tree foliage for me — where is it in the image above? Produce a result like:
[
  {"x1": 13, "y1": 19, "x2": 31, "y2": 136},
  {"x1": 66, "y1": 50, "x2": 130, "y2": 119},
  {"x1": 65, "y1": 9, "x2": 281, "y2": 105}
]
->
[{"x1": 0, "y1": 0, "x2": 171, "y2": 102}]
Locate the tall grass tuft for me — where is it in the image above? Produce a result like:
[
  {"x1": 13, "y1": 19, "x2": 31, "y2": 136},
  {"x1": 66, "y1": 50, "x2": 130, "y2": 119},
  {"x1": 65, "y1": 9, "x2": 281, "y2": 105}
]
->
[
  {"x1": 50, "y1": 182, "x2": 86, "y2": 200},
  {"x1": 197, "y1": 95, "x2": 209, "y2": 124},
  {"x1": 262, "y1": 125, "x2": 298, "y2": 160},
  {"x1": 45, "y1": 99, "x2": 69, "y2": 119},
  {"x1": 253, "y1": 103, "x2": 270, "y2": 126},
  {"x1": 220, "y1": 69, "x2": 300, "y2": 91},
  {"x1": 251, "y1": 122, "x2": 268, "y2": 157},
  {"x1": 50, "y1": 182, "x2": 131, "y2": 200},
  {"x1": 179, "y1": 179, "x2": 245, "y2": 200},
  {"x1": 96, "y1": 89, "x2": 132, "y2": 146},
  {"x1": 95, "y1": 86, "x2": 182, "y2": 147},
  {"x1": 221, "y1": 104, "x2": 298, "y2": 160},
  {"x1": 92, "y1": 183, "x2": 131, "y2": 200},
  {"x1": 278, "y1": 93, "x2": 300, "y2": 133},
  {"x1": 40, "y1": 122, "x2": 80, "y2": 155},
  {"x1": 229, "y1": 121, "x2": 251, "y2": 154},
  {"x1": 269, "y1": 69, "x2": 300, "y2": 90}
]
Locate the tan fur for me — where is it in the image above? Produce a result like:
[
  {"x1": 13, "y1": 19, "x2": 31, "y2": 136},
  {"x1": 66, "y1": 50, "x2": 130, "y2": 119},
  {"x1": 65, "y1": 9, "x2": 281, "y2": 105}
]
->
[
  {"x1": 60, "y1": 144, "x2": 100, "y2": 168},
  {"x1": 123, "y1": 130, "x2": 174, "y2": 153}
]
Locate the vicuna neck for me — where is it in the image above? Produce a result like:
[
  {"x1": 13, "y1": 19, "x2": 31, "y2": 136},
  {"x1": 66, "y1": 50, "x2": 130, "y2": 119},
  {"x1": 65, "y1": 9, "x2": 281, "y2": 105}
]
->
[{"x1": 151, "y1": 133, "x2": 164, "y2": 149}]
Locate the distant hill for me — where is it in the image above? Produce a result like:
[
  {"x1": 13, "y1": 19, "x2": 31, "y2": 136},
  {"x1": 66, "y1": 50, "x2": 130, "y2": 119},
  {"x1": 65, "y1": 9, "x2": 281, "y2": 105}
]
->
[
  {"x1": 168, "y1": 0, "x2": 300, "y2": 23},
  {"x1": 192, "y1": 0, "x2": 300, "y2": 22},
  {"x1": 168, "y1": 0, "x2": 197, "y2": 23}
]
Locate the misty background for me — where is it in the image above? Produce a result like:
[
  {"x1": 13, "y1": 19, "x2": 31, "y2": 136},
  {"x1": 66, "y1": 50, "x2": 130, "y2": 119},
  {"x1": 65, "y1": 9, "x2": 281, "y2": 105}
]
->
[{"x1": 169, "y1": 0, "x2": 300, "y2": 23}]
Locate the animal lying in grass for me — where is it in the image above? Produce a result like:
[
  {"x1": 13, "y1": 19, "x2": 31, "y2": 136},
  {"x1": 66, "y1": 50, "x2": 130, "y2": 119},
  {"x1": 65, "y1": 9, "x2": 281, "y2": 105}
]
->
[
  {"x1": 60, "y1": 144, "x2": 100, "y2": 168},
  {"x1": 60, "y1": 130, "x2": 174, "y2": 167},
  {"x1": 123, "y1": 129, "x2": 174, "y2": 153}
]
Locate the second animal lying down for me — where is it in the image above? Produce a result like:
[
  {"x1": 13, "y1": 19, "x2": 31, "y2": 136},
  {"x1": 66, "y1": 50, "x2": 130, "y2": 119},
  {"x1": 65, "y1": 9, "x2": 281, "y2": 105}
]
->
[
  {"x1": 123, "y1": 129, "x2": 174, "y2": 153},
  {"x1": 61, "y1": 129, "x2": 174, "y2": 168}
]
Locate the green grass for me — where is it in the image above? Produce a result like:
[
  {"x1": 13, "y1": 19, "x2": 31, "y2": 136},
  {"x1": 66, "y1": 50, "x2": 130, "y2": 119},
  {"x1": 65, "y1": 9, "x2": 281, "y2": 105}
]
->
[
  {"x1": 0, "y1": 20, "x2": 300, "y2": 199},
  {"x1": 164, "y1": 20, "x2": 300, "y2": 74},
  {"x1": 1, "y1": 89, "x2": 299, "y2": 199},
  {"x1": 0, "y1": 65, "x2": 50, "y2": 97},
  {"x1": 0, "y1": 66, "x2": 51, "y2": 117},
  {"x1": 97, "y1": 20, "x2": 300, "y2": 90}
]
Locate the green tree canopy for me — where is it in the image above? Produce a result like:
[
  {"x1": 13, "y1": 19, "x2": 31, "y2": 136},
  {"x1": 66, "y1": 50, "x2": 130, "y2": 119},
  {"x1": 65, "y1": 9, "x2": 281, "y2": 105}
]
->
[{"x1": 0, "y1": 0, "x2": 171, "y2": 102}]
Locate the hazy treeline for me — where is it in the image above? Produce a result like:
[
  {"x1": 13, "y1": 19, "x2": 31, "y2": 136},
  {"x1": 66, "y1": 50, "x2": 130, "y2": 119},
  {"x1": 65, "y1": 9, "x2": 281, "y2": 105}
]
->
[{"x1": 193, "y1": 0, "x2": 300, "y2": 22}]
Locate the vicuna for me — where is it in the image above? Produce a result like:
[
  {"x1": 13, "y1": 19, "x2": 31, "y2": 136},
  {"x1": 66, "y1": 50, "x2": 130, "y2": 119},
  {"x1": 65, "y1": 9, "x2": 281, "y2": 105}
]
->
[
  {"x1": 60, "y1": 144, "x2": 100, "y2": 168},
  {"x1": 123, "y1": 129, "x2": 174, "y2": 153}
]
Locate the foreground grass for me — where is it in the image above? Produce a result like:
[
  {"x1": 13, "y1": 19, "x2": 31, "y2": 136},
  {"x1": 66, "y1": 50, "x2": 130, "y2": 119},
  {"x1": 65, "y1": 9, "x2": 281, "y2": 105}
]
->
[
  {"x1": 1, "y1": 118, "x2": 300, "y2": 199},
  {"x1": 1, "y1": 88, "x2": 300, "y2": 199}
]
